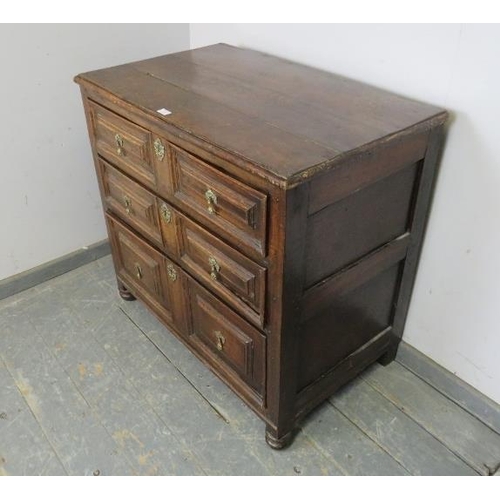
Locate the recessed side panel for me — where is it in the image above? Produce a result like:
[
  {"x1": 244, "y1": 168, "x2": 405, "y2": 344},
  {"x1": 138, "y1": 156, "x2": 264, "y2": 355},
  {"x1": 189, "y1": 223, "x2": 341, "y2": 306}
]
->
[
  {"x1": 304, "y1": 162, "x2": 420, "y2": 288},
  {"x1": 297, "y1": 263, "x2": 402, "y2": 392}
]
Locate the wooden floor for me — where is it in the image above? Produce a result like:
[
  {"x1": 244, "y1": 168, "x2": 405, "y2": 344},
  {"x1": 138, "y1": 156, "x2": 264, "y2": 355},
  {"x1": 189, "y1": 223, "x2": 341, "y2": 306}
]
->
[{"x1": 1, "y1": 256, "x2": 499, "y2": 476}]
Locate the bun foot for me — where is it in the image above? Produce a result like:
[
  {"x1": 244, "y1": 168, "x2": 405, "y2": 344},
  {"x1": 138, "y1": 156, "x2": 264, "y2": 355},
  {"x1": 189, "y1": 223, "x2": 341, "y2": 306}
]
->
[
  {"x1": 118, "y1": 283, "x2": 136, "y2": 301},
  {"x1": 265, "y1": 426, "x2": 295, "y2": 450}
]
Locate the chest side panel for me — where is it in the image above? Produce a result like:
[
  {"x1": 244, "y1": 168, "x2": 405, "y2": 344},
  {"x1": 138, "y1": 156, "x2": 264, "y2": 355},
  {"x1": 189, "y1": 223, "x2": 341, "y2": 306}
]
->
[{"x1": 295, "y1": 128, "x2": 438, "y2": 402}]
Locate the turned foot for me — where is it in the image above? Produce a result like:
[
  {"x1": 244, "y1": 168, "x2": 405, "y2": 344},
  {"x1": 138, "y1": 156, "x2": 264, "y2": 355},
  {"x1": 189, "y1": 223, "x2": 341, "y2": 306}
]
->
[
  {"x1": 378, "y1": 343, "x2": 399, "y2": 366},
  {"x1": 265, "y1": 426, "x2": 295, "y2": 450},
  {"x1": 118, "y1": 283, "x2": 136, "y2": 301}
]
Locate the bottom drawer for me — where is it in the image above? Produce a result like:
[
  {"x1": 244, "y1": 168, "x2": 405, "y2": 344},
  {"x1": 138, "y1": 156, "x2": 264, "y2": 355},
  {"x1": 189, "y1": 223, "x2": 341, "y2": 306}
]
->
[
  {"x1": 106, "y1": 213, "x2": 266, "y2": 405},
  {"x1": 106, "y1": 214, "x2": 189, "y2": 334},
  {"x1": 188, "y1": 280, "x2": 266, "y2": 397}
]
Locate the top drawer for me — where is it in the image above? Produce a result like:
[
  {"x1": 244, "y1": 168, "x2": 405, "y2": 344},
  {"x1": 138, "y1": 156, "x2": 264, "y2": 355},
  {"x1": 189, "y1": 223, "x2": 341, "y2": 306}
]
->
[
  {"x1": 161, "y1": 144, "x2": 268, "y2": 258},
  {"x1": 89, "y1": 102, "x2": 156, "y2": 189}
]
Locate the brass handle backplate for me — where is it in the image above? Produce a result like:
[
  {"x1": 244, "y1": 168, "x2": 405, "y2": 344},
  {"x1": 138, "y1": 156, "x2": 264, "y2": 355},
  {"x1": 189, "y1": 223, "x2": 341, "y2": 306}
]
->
[
  {"x1": 115, "y1": 134, "x2": 124, "y2": 156},
  {"x1": 134, "y1": 263, "x2": 142, "y2": 280},
  {"x1": 123, "y1": 195, "x2": 132, "y2": 214},
  {"x1": 154, "y1": 138, "x2": 165, "y2": 161},
  {"x1": 160, "y1": 203, "x2": 172, "y2": 224},
  {"x1": 167, "y1": 263, "x2": 177, "y2": 282},
  {"x1": 215, "y1": 331, "x2": 226, "y2": 351},
  {"x1": 208, "y1": 256, "x2": 220, "y2": 281},
  {"x1": 205, "y1": 189, "x2": 217, "y2": 215}
]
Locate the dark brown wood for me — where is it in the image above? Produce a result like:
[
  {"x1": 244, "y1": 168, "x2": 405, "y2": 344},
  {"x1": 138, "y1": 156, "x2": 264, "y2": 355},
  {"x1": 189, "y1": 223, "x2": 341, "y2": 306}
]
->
[
  {"x1": 100, "y1": 159, "x2": 163, "y2": 246},
  {"x1": 390, "y1": 125, "x2": 447, "y2": 352},
  {"x1": 117, "y1": 281, "x2": 136, "y2": 301},
  {"x1": 378, "y1": 343, "x2": 400, "y2": 366},
  {"x1": 107, "y1": 214, "x2": 190, "y2": 335},
  {"x1": 265, "y1": 426, "x2": 295, "y2": 450},
  {"x1": 161, "y1": 143, "x2": 268, "y2": 259},
  {"x1": 133, "y1": 55, "x2": 358, "y2": 151},
  {"x1": 75, "y1": 44, "x2": 446, "y2": 186},
  {"x1": 77, "y1": 66, "x2": 335, "y2": 184},
  {"x1": 174, "y1": 44, "x2": 443, "y2": 135},
  {"x1": 89, "y1": 101, "x2": 156, "y2": 189},
  {"x1": 100, "y1": 162, "x2": 267, "y2": 327},
  {"x1": 177, "y1": 213, "x2": 267, "y2": 328},
  {"x1": 265, "y1": 182, "x2": 311, "y2": 446},
  {"x1": 296, "y1": 327, "x2": 394, "y2": 417},
  {"x1": 188, "y1": 279, "x2": 266, "y2": 396},
  {"x1": 304, "y1": 162, "x2": 419, "y2": 287},
  {"x1": 302, "y1": 234, "x2": 410, "y2": 323},
  {"x1": 75, "y1": 44, "x2": 448, "y2": 449},
  {"x1": 308, "y1": 130, "x2": 429, "y2": 215},
  {"x1": 298, "y1": 265, "x2": 402, "y2": 391}
]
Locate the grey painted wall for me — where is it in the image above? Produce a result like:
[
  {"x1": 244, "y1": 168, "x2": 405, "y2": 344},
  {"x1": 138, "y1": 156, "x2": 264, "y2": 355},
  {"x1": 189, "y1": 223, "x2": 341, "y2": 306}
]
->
[{"x1": 0, "y1": 24, "x2": 189, "y2": 281}]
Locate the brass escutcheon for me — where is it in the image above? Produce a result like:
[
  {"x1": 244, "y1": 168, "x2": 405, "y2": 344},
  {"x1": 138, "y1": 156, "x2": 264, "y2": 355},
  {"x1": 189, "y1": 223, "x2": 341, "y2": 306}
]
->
[
  {"x1": 154, "y1": 138, "x2": 165, "y2": 161},
  {"x1": 167, "y1": 263, "x2": 177, "y2": 282},
  {"x1": 160, "y1": 203, "x2": 172, "y2": 223}
]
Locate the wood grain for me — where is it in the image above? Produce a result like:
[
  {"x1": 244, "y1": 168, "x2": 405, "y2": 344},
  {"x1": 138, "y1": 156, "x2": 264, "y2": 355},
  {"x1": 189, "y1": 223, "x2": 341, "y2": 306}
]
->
[
  {"x1": 75, "y1": 44, "x2": 448, "y2": 448},
  {"x1": 304, "y1": 162, "x2": 418, "y2": 287},
  {"x1": 76, "y1": 44, "x2": 447, "y2": 184}
]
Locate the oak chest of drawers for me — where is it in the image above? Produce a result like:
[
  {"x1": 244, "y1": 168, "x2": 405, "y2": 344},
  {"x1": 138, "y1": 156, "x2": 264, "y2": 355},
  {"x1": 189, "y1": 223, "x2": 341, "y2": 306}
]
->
[{"x1": 75, "y1": 44, "x2": 447, "y2": 449}]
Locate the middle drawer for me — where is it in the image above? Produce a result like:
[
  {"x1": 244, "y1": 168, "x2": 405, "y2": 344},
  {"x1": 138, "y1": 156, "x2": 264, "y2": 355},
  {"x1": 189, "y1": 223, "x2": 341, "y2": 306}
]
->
[{"x1": 100, "y1": 159, "x2": 267, "y2": 328}]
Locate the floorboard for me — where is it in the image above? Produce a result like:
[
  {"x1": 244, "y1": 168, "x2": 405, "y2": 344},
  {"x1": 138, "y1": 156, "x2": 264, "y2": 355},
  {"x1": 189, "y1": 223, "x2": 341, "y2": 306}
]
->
[
  {"x1": 363, "y1": 362, "x2": 500, "y2": 476},
  {"x1": 91, "y1": 305, "x2": 271, "y2": 475},
  {"x1": 300, "y1": 402, "x2": 409, "y2": 476},
  {"x1": 397, "y1": 342, "x2": 500, "y2": 435},
  {"x1": 119, "y1": 299, "x2": 344, "y2": 476},
  {"x1": 22, "y1": 285, "x2": 204, "y2": 476},
  {"x1": 1, "y1": 256, "x2": 499, "y2": 476},
  {"x1": 0, "y1": 358, "x2": 67, "y2": 476},
  {"x1": 330, "y1": 377, "x2": 478, "y2": 475},
  {"x1": 0, "y1": 311, "x2": 135, "y2": 475}
]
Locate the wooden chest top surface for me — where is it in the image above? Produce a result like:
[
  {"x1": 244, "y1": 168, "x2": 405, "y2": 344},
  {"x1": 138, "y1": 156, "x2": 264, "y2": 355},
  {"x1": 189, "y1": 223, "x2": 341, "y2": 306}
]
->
[{"x1": 75, "y1": 43, "x2": 447, "y2": 185}]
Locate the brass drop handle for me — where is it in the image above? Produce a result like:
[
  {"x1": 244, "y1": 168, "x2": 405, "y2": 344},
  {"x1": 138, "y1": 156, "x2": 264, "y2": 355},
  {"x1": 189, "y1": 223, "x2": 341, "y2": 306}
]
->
[
  {"x1": 208, "y1": 256, "x2": 220, "y2": 281},
  {"x1": 134, "y1": 263, "x2": 142, "y2": 280},
  {"x1": 205, "y1": 189, "x2": 217, "y2": 215},
  {"x1": 123, "y1": 195, "x2": 132, "y2": 214},
  {"x1": 215, "y1": 331, "x2": 226, "y2": 351},
  {"x1": 115, "y1": 133, "x2": 124, "y2": 156}
]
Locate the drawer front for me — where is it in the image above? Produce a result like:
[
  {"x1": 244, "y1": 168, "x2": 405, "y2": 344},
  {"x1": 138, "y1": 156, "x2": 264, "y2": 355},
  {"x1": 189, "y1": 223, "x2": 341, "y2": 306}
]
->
[
  {"x1": 90, "y1": 102, "x2": 156, "y2": 188},
  {"x1": 165, "y1": 144, "x2": 267, "y2": 258},
  {"x1": 106, "y1": 214, "x2": 189, "y2": 333},
  {"x1": 177, "y1": 212, "x2": 266, "y2": 328},
  {"x1": 100, "y1": 160, "x2": 162, "y2": 246},
  {"x1": 188, "y1": 280, "x2": 266, "y2": 395}
]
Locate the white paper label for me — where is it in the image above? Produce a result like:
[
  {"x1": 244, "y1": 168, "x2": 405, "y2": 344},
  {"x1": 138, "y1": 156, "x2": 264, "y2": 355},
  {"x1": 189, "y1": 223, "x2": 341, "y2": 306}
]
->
[{"x1": 157, "y1": 108, "x2": 172, "y2": 116}]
